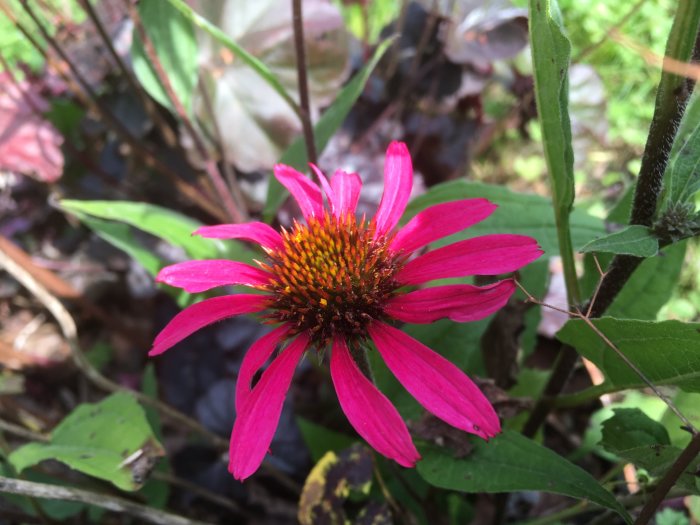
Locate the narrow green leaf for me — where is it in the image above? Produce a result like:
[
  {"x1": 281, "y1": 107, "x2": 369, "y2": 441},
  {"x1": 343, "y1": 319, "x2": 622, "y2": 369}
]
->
[
  {"x1": 557, "y1": 318, "x2": 700, "y2": 392},
  {"x1": 9, "y1": 393, "x2": 163, "y2": 491},
  {"x1": 132, "y1": 0, "x2": 198, "y2": 113},
  {"x1": 580, "y1": 225, "x2": 659, "y2": 257},
  {"x1": 263, "y1": 37, "x2": 395, "y2": 221},
  {"x1": 402, "y1": 180, "x2": 604, "y2": 255},
  {"x1": 528, "y1": 0, "x2": 574, "y2": 211},
  {"x1": 60, "y1": 199, "x2": 252, "y2": 263},
  {"x1": 417, "y1": 430, "x2": 631, "y2": 523},
  {"x1": 164, "y1": 0, "x2": 299, "y2": 116},
  {"x1": 68, "y1": 212, "x2": 163, "y2": 276},
  {"x1": 528, "y1": 0, "x2": 579, "y2": 302}
]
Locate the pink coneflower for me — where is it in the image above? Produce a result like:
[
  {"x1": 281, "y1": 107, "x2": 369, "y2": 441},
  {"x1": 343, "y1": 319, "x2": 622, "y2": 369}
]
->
[{"x1": 150, "y1": 142, "x2": 542, "y2": 480}]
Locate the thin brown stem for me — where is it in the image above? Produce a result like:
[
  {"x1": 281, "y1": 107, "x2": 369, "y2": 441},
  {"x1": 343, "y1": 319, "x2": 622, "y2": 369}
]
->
[
  {"x1": 76, "y1": 0, "x2": 178, "y2": 147},
  {"x1": 8, "y1": 1, "x2": 225, "y2": 221},
  {"x1": 573, "y1": 0, "x2": 646, "y2": 62},
  {"x1": 292, "y1": 0, "x2": 317, "y2": 165},
  {"x1": 195, "y1": 80, "x2": 249, "y2": 214},
  {"x1": 0, "y1": 476, "x2": 214, "y2": 525},
  {"x1": 0, "y1": 244, "x2": 301, "y2": 495},
  {"x1": 125, "y1": 0, "x2": 245, "y2": 223},
  {"x1": 633, "y1": 433, "x2": 700, "y2": 525}
]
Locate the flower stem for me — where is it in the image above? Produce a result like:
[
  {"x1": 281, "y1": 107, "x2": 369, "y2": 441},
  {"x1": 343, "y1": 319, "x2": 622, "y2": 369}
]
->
[
  {"x1": 523, "y1": 1, "x2": 700, "y2": 438},
  {"x1": 292, "y1": 0, "x2": 318, "y2": 166}
]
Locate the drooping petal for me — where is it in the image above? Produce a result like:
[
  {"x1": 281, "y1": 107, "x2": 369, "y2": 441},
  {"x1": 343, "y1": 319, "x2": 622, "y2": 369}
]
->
[
  {"x1": 157, "y1": 260, "x2": 272, "y2": 293},
  {"x1": 149, "y1": 294, "x2": 268, "y2": 356},
  {"x1": 330, "y1": 338, "x2": 420, "y2": 467},
  {"x1": 310, "y1": 164, "x2": 335, "y2": 208},
  {"x1": 194, "y1": 222, "x2": 283, "y2": 252},
  {"x1": 235, "y1": 325, "x2": 291, "y2": 415},
  {"x1": 374, "y1": 142, "x2": 413, "y2": 238},
  {"x1": 396, "y1": 234, "x2": 543, "y2": 285},
  {"x1": 330, "y1": 170, "x2": 362, "y2": 218},
  {"x1": 385, "y1": 279, "x2": 516, "y2": 324},
  {"x1": 229, "y1": 333, "x2": 309, "y2": 480},
  {"x1": 391, "y1": 199, "x2": 497, "y2": 254},
  {"x1": 274, "y1": 164, "x2": 324, "y2": 220},
  {"x1": 369, "y1": 322, "x2": 501, "y2": 440}
]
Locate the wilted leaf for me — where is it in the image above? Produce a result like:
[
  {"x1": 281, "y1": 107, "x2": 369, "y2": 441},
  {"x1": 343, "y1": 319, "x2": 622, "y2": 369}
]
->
[
  {"x1": 298, "y1": 444, "x2": 381, "y2": 525},
  {"x1": 0, "y1": 72, "x2": 63, "y2": 183},
  {"x1": 192, "y1": 0, "x2": 350, "y2": 172},
  {"x1": 9, "y1": 393, "x2": 164, "y2": 491},
  {"x1": 436, "y1": 0, "x2": 529, "y2": 67}
]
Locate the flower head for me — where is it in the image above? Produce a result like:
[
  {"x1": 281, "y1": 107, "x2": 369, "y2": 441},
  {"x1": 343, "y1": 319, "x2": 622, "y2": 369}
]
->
[{"x1": 151, "y1": 142, "x2": 542, "y2": 480}]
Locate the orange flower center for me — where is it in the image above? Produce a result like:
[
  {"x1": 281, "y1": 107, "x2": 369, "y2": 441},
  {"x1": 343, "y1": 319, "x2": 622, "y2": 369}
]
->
[{"x1": 261, "y1": 213, "x2": 403, "y2": 346}]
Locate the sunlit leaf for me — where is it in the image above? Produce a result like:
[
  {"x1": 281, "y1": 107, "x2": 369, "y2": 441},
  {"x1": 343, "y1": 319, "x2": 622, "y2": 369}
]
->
[{"x1": 9, "y1": 393, "x2": 163, "y2": 491}]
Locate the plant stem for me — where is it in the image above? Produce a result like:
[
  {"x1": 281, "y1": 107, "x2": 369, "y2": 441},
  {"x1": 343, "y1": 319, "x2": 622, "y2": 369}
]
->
[
  {"x1": 523, "y1": 2, "x2": 700, "y2": 437},
  {"x1": 0, "y1": 476, "x2": 213, "y2": 525},
  {"x1": 292, "y1": 0, "x2": 317, "y2": 165},
  {"x1": 634, "y1": 432, "x2": 700, "y2": 525},
  {"x1": 125, "y1": 0, "x2": 246, "y2": 224},
  {"x1": 8, "y1": 1, "x2": 225, "y2": 221}
]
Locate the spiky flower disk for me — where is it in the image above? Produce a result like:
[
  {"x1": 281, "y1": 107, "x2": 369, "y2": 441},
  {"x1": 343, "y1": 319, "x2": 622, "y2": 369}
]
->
[{"x1": 262, "y1": 213, "x2": 402, "y2": 346}]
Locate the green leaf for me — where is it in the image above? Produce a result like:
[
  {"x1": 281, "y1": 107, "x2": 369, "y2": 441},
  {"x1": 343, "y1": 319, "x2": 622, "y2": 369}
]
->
[
  {"x1": 528, "y1": 0, "x2": 574, "y2": 213},
  {"x1": 580, "y1": 225, "x2": 659, "y2": 257},
  {"x1": 600, "y1": 408, "x2": 670, "y2": 454},
  {"x1": 557, "y1": 318, "x2": 700, "y2": 392},
  {"x1": 605, "y1": 241, "x2": 686, "y2": 319},
  {"x1": 60, "y1": 199, "x2": 253, "y2": 264},
  {"x1": 297, "y1": 418, "x2": 356, "y2": 463},
  {"x1": 9, "y1": 393, "x2": 164, "y2": 492},
  {"x1": 417, "y1": 430, "x2": 631, "y2": 523},
  {"x1": 663, "y1": 91, "x2": 700, "y2": 207},
  {"x1": 69, "y1": 213, "x2": 163, "y2": 276},
  {"x1": 164, "y1": 0, "x2": 299, "y2": 116},
  {"x1": 263, "y1": 37, "x2": 395, "y2": 222},
  {"x1": 402, "y1": 180, "x2": 604, "y2": 255},
  {"x1": 601, "y1": 409, "x2": 698, "y2": 493},
  {"x1": 528, "y1": 0, "x2": 578, "y2": 301},
  {"x1": 132, "y1": 0, "x2": 198, "y2": 113}
]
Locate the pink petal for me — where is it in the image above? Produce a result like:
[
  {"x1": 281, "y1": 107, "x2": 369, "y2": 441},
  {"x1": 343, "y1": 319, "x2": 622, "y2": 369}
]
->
[
  {"x1": 157, "y1": 260, "x2": 272, "y2": 293},
  {"x1": 374, "y1": 142, "x2": 413, "y2": 238},
  {"x1": 330, "y1": 170, "x2": 362, "y2": 218},
  {"x1": 396, "y1": 234, "x2": 543, "y2": 285},
  {"x1": 274, "y1": 164, "x2": 324, "y2": 220},
  {"x1": 229, "y1": 333, "x2": 309, "y2": 480},
  {"x1": 194, "y1": 222, "x2": 283, "y2": 252},
  {"x1": 385, "y1": 279, "x2": 516, "y2": 323},
  {"x1": 369, "y1": 322, "x2": 500, "y2": 439},
  {"x1": 149, "y1": 294, "x2": 268, "y2": 356},
  {"x1": 391, "y1": 199, "x2": 498, "y2": 254},
  {"x1": 310, "y1": 163, "x2": 335, "y2": 208},
  {"x1": 330, "y1": 338, "x2": 420, "y2": 468},
  {"x1": 235, "y1": 325, "x2": 291, "y2": 415}
]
